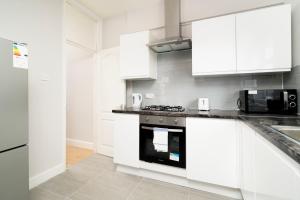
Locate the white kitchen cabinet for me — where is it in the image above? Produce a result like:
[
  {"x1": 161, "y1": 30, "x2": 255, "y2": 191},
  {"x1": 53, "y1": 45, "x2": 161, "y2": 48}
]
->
[
  {"x1": 236, "y1": 4, "x2": 291, "y2": 73},
  {"x1": 255, "y1": 133, "x2": 300, "y2": 200},
  {"x1": 113, "y1": 114, "x2": 139, "y2": 168},
  {"x1": 240, "y1": 123, "x2": 256, "y2": 200},
  {"x1": 120, "y1": 30, "x2": 157, "y2": 80},
  {"x1": 192, "y1": 4, "x2": 291, "y2": 76},
  {"x1": 192, "y1": 15, "x2": 236, "y2": 75},
  {"x1": 186, "y1": 118, "x2": 239, "y2": 188},
  {"x1": 240, "y1": 122, "x2": 300, "y2": 200},
  {"x1": 295, "y1": 171, "x2": 300, "y2": 199}
]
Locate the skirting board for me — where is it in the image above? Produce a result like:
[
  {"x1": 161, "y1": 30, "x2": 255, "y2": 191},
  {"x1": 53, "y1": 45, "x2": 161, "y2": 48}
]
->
[
  {"x1": 67, "y1": 138, "x2": 94, "y2": 150},
  {"x1": 29, "y1": 163, "x2": 65, "y2": 189},
  {"x1": 117, "y1": 165, "x2": 243, "y2": 200},
  {"x1": 97, "y1": 145, "x2": 113, "y2": 157}
]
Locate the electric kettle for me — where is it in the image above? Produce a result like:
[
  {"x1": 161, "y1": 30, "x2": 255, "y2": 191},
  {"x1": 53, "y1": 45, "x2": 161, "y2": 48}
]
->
[{"x1": 132, "y1": 93, "x2": 143, "y2": 108}]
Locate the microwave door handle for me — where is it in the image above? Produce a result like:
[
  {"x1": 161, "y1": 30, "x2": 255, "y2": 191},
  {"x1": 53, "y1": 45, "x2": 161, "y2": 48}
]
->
[
  {"x1": 141, "y1": 126, "x2": 183, "y2": 133},
  {"x1": 283, "y1": 91, "x2": 289, "y2": 110}
]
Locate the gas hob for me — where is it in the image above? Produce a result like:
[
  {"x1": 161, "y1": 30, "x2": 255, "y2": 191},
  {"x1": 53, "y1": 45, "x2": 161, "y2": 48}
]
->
[{"x1": 141, "y1": 105, "x2": 185, "y2": 112}]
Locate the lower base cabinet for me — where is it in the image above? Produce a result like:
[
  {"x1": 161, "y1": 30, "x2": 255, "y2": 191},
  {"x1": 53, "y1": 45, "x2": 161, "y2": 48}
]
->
[
  {"x1": 240, "y1": 123, "x2": 256, "y2": 200},
  {"x1": 113, "y1": 114, "x2": 300, "y2": 200},
  {"x1": 113, "y1": 114, "x2": 139, "y2": 168},
  {"x1": 186, "y1": 118, "x2": 239, "y2": 188},
  {"x1": 255, "y1": 134, "x2": 300, "y2": 200},
  {"x1": 240, "y1": 122, "x2": 300, "y2": 200}
]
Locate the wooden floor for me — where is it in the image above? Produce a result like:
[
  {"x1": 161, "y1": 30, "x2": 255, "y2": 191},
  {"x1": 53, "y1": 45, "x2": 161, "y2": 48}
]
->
[{"x1": 66, "y1": 145, "x2": 93, "y2": 166}]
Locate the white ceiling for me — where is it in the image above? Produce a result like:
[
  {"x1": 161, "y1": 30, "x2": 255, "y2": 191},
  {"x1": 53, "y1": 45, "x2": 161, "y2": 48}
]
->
[{"x1": 77, "y1": 0, "x2": 162, "y2": 18}]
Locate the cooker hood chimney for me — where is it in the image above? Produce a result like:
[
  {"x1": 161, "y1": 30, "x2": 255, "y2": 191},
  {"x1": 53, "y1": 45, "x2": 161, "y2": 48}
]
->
[{"x1": 148, "y1": 0, "x2": 192, "y2": 53}]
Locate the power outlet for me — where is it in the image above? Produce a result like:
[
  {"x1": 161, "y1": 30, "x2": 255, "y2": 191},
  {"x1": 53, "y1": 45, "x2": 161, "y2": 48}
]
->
[{"x1": 145, "y1": 93, "x2": 155, "y2": 99}]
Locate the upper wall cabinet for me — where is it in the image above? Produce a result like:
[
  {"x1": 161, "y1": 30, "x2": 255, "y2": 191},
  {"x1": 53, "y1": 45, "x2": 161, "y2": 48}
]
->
[
  {"x1": 120, "y1": 31, "x2": 157, "y2": 80},
  {"x1": 236, "y1": 4, "x2": 291, "y2": 73},
  {"x1": 192, "y1": 4, "x2": 291, "y2": 76},
  {"x1": 192, "y1": 15, "x2": 236, "y2": 75}
]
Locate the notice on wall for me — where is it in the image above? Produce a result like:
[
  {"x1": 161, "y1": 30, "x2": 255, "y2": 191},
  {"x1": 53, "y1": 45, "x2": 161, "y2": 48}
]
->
[{"x1": 13, "y1": 42, "x2": 28, "y2": 69}]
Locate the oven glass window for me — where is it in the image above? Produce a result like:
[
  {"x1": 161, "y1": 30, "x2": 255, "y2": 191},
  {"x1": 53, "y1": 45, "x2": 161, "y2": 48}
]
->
[{"x1": 139, "y1": 124, "x2": 186, "y2": 168}]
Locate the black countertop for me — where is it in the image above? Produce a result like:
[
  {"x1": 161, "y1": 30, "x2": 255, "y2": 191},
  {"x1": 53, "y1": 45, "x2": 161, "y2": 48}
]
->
[
  {"x1": 112, "y1": 108, "x2": 300, "y2": 165},
  {"x1": 112, "y1": 107, "x2": 240, "y2": 118}
]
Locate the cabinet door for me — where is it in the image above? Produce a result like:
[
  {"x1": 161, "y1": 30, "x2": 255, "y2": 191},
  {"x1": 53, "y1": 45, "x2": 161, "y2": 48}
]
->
[
  {"x1": 295, "y1": 170, "x2": 300, "y2": 199},
  {"x1": 192, "y1": 15, "x2": 236, "y2": 75},
  {"x1": 236, "y1": 4, "x2": 291, "y2": 73},
  {"x1": 120, "y1": 31, "x2": 157, "y2": 79},
  {"x1": 186, "y1": 118, "x2": 238, "y2": 188},
  {"x1": 255, "y1": 134, "x2": 300, "y2": 200},
  {"x1": 113, "y1": 114, "x2": 139, "y2": 168},
  {"x1": 240, "y1": 123, "x2": 255, "y2": 200}
]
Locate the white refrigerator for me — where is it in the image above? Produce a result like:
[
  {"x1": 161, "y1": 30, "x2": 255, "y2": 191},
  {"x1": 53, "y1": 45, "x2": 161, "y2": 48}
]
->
[{"x1": 0, "y1": 37, "x2": 29, "y2": 199}]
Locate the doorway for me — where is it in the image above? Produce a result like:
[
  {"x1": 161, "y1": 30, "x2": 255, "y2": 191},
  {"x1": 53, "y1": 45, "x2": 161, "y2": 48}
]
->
[{"x1": 65, "y1": 42, "x2": 95, "y2": 167}]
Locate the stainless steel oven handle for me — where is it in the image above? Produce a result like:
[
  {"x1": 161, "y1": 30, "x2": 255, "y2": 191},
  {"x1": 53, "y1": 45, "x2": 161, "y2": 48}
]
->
[{"x1": 141, "y1": 126, "x2": 183, "y2": 133}]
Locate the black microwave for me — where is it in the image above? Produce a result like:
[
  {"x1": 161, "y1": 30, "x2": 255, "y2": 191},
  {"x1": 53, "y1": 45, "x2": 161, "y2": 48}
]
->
[{"x1": 238, "y1": 89, "x2": 298, "y2": 115}]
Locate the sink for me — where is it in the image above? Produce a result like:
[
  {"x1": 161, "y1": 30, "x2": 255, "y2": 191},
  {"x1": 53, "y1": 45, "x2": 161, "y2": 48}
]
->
[{"x1": 270, "y1": 125, "x2": 300, "y2": 143}]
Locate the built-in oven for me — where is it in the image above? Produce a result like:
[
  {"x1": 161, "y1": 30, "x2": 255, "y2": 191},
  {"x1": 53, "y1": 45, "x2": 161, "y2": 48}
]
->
[{"x1": 139, "y1": 115, "x2": 186, "y2": 168}]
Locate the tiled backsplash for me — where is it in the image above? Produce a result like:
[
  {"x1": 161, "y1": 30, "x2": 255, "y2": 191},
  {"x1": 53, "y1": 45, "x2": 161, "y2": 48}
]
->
[{"x1": 127, "y1": 50, "x2": 299, "y2": 110}]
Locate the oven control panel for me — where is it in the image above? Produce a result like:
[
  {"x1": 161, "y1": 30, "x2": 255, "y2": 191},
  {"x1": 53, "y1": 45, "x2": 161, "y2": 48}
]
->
[{"x1": 140, "y1": 115, "x2": 186, "y2": 127}]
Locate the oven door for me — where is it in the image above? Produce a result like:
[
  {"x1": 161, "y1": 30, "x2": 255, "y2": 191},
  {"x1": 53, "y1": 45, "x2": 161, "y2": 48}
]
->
[{"x1": 139, "y1": 124, "x2": 186, "y2": 168}]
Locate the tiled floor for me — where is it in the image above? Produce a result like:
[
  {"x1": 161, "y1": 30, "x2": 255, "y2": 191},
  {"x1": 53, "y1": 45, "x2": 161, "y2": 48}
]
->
[
  {"x1": 66, "y1": 145, "x2": 94, "y2": 166},
  {"x1": 30, "y1": 154, "x2": 237, "y2": 200}
]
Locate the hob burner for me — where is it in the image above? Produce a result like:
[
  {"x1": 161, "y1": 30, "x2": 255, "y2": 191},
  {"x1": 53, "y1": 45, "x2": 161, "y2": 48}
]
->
[{"x1": 142, "y1": 105, "x2": 185, "y2": 112}]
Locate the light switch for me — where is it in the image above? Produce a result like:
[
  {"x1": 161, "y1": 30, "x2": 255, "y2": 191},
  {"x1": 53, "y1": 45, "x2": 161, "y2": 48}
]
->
[{"x1": 40, "y1": 73, "x2": 50, "y2": 82}]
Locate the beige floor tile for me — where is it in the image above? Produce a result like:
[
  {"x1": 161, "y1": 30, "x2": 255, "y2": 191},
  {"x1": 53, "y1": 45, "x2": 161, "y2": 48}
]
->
[
  {"x1": 65, "y1": 163, "x2": 103, "y2": 183},
  {"x1": 189, "y1": 189, "x2": 237, "y2": 200},
  {"x1": 31, "y1": 154, "x2": 237, "y2": 200},
  {"x1": 75, "y1": 170, "x2": 141, "y2": 200},
  {"x1": 74, "y1": 180, "x2": 127, "y2": 200},
  {"x1": 128, "y1": 178, "x2": 189, "y2": 200},
  {"x1": 30, "y1": 188, "x2": 64, "y2": 200},
  {"x1": 69, "y1": 192, "x2": 95, "y2": 200},
  {"x1": 39, "y1": 173, "x2": 85, "y2": 197},
  {"x1": 77, "y1": 154, "x2": 115, "y2": 172}
]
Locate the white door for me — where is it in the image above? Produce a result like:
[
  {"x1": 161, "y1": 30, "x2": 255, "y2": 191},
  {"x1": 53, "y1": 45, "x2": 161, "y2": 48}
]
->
[
  {"x1": 96, "y1": 47, "x2": 126, "y2": 157},
  {"x1": 192, "y1": 15, "x2": 236, "y2": 75},
  {"x1": 236, "y1": 4, "x2": 291, "y2": 73}
]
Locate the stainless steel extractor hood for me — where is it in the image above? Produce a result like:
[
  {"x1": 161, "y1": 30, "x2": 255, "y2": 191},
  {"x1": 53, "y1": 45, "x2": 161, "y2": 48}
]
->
[{"x1": 148, "y1": 0, "x2": 192, "y2": 53}]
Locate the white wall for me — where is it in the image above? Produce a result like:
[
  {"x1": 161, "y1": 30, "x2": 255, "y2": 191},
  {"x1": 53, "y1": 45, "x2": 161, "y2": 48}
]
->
[
  {"x1": 102, "y1": 14, "x2": 127, "y2": 49},
  {"x1": 66, "y1": 45, "x2": 95, "y2": 147},
  {"x1": 0, "y1": 0, "x2": 65, "y2": 187},
  {"x1": 65, "y1": 2, "x2": 99, "y2": 50},
  {"x1": 65, "y1": 1, "x2": 101, "y2": 148},
  {"x1": 102, "y1": 0, "x2": 300, "y2": 66}
]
